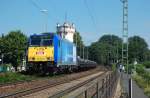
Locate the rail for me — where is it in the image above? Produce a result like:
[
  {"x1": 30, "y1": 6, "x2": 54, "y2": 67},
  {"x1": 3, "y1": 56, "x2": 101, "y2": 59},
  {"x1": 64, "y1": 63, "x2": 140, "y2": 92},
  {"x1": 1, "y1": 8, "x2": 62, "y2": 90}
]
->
[
  {"x1": 0, "y1": 67, "x2": 105, "y2": 98},
  {"x1": 50, "y1": 71, "x2": 119, "y2": 98}
]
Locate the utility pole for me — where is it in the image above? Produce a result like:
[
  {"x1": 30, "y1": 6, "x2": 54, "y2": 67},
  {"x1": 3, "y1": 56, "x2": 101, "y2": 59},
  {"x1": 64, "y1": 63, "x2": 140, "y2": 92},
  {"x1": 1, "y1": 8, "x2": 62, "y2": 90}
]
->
[
  {"x1": 120, "y1": 0, "x2": 131, "y2": 98},
  {"x1": 116, "y1": 40, "x2": 119, "y2": 63},
  {"x1": 40, "y1": 9, "x2": 48, "y2": 32},
  {"x1": 121, "y1": 0, "x2": 128, "y2": 72},
  {"x1": 1, "y1": 54, "x2": 3, "y2": 65},
  {"x1": 86, "y1": 47, "x2": 88, "y2": 60},
  {"x1": 80, "y1": 42, "x2": 82, "y2": 58},
  {"x1": 83, "y1": 46, "x2": 84, "y2": 59},
  {"x1": 76, "y1": 32, "x2": 78, "y2": 57}
]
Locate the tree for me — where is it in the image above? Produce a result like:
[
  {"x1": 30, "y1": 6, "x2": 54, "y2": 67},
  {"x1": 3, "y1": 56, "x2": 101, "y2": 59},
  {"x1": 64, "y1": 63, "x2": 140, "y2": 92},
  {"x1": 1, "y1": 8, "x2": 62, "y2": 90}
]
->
[
  {"x1": 88, "y1": 42, "x2": 100, "y2": 62},
  {"x1": 99, "y1": 35, "x2": 122, "y2": 63},
  {"x1": 136, "y1": 64, "x2": 145, "y2": 76},
  {"x1": 89, "y1": 34, "x2": 122, "y2": 65},
  {"x1": 0, "y1": 30, "x2": 27, "y2": 70},
  {"x1": 144, "y1": 50, "x2": 150, "y2": 62},
  {"x1": 73, "y1": 32, "x2": 84, "y2": 57},
  {"x1": 128, "y1": 36, "x2": 148, "y2": 63}
]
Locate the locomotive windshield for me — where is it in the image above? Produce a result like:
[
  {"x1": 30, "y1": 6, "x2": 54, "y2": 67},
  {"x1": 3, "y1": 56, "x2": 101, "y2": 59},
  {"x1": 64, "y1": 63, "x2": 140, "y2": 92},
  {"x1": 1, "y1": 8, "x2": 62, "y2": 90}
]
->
[
  {"x1": 30, "y1": 38, "x2": 41, "y2": 46},
  {"x1": 42, "y1": 39, "x2": 53, "y2": 46},
  {"x1": 30, "y1": 33, "x2": 53, "y2": 46}
]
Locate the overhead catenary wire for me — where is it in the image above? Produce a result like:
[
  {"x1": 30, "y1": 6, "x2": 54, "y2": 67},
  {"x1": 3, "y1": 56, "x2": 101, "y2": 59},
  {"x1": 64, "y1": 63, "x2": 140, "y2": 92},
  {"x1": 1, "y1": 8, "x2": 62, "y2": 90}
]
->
[
  {"x1": 83, "y1": 0, "x2": 99, "y2": 33},
  {"x1": 83, "y1": 0, "x2": 100, "y2": 58},
  {"x1": 30, "y1": 0, "x2": 42, "y2": 11},
  {"x1": 29, "y1": 0, "x2": 49, "y2": 32}
]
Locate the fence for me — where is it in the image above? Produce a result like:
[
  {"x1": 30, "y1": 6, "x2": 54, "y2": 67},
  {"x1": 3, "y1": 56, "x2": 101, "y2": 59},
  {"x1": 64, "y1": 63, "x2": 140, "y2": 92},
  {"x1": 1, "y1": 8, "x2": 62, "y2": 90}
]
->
[
  {"x1": 86, "y1": 71, "x2": 119, "y2": 98},
  {"x1": 52, "y1": 71, "x2": 119, "y2": 98}
]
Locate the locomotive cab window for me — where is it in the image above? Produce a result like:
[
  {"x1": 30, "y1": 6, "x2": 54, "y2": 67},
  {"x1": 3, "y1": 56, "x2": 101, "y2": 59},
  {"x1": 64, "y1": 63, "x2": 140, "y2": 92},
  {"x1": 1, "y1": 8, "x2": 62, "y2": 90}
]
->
[
  {"x1": 30, "y1": 38, "x2": 41, "y2": 46},
  {"x1": 42, "y1": 39, "x2": 53, "y2": 46},
  {"x1": 29, "y1": 34, "x2": 54, "y2": 46}
]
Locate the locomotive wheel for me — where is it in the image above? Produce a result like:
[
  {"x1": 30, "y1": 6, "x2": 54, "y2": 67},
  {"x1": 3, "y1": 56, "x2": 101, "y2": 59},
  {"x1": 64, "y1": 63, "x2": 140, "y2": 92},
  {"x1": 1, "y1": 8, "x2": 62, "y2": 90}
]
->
[{"x1": 52, "y1": 67, "x2": 59, "y2": 75}]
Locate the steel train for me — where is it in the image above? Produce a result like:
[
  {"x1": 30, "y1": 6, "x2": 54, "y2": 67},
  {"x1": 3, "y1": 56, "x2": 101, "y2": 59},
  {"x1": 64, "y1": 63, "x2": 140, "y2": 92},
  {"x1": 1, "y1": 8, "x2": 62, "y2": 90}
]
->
[{"x1": 26, "y1": 33, "x2": 97, "y2": 74}]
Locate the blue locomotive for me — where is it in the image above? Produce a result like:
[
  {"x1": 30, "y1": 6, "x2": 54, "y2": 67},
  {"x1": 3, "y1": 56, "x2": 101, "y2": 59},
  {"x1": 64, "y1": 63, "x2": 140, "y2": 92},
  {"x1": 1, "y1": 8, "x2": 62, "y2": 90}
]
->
[{"x1": 26, "y1": 32, "x2": 96, "y2": 74}]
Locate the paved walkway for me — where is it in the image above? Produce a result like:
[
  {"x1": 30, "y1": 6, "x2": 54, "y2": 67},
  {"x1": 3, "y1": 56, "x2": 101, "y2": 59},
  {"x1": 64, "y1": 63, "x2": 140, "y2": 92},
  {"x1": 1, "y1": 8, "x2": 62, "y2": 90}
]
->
[
  {"x1": 121, "y1": 73, "x2": 148, "y2": 98},
  {"x1": 113, "y1": 78, "x2": 121, "y2": 98},
  {"x1": 121, "y1": 73, "x2": 129, "y2": 95},
  {"x1": 132, "y1": 80, "x2": 148, "y2": 98}
]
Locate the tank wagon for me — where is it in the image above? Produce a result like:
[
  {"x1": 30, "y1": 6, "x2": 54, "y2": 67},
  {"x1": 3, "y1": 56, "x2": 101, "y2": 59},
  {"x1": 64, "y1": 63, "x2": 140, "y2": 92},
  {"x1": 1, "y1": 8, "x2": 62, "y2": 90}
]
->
[{"x1": 26, "y1": 32, "x2": 97, "y2": 74}]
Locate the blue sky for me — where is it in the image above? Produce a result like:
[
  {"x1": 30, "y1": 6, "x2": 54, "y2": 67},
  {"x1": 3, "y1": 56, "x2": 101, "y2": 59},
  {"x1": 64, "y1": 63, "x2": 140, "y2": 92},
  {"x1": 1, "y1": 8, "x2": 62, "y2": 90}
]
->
[{"x1": 0, "y1": 0, "x2": 150, "y2": 47}]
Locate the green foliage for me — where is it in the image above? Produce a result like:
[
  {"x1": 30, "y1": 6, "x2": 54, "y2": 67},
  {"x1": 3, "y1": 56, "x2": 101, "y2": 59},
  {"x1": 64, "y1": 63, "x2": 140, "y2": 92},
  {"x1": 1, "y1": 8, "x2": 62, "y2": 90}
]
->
[
  {"x1": 134, "y1": 63, "x2": 150, "y2": 97},
  {"x1": 128, "y1": 36, "x2": 148, "y2": 63},
  {"x1": 88, "y1": 35, "x2": 150, "y2": 65},
  {"x1": 73, "y1": 32, "x2": 84, "y2": 46},
  {"x1": 133, "y1": 72, "x2": 150, "y2": 97},
  {"x1": 124, "y1": 64, "x2": 134, "y2": 74},
  {"x1": 133, "y1": 75, "x2": 146, "y2": 88},
  {"x1": 144, "y1": 87, "x2": 150, "y2": 97},
  {"x1": 143, "y1": 71, "x2": 150, "y2": 84},
  {"x1": 143, "y1": 61, "x2": 150, "y2": 68},
  {"x1": 73, "y1": 32, "x2": 84, "y2": 57},
  {"x1": 136, "y1": 64, "x2": 145, "y2": 75},
  {"x1": 89, "y1": 34, "x2": 122, "y2": 65},
  {"x1": 0, "y1": 72, "x2": 35, "y2": 83},
  {"x1": 112, "y1": 64, "x2": 116, "y2": 72},
  {"x1": 144, "y1": 50, "x2": 150, "y2": 62},
  {"x1": 0, "y1": 30, "x2": 27, "y2": 70}
]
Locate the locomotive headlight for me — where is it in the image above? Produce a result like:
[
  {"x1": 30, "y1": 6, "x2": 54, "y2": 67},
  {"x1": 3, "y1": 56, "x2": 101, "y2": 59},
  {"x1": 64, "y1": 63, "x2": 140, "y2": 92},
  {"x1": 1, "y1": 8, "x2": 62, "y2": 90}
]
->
[
  {"x1": 47, "y1": 57, "x2": 50, "y2": 60},
  {"x1": 47, "y1": 57, "x2": 53, "y2": 61},
  {"x1": 32, "y1": 57, "x2": 35, "y2": 60}
]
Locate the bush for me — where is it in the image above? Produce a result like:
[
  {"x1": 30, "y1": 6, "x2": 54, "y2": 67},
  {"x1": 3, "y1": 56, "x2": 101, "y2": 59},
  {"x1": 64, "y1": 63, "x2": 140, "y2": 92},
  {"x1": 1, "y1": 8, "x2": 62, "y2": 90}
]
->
[
  {"x1": 133, "y1": 72, "x2": 150, "y2": 97},
  {"x1": 133, "y1": 62, "x2": 150, "y2": 97},
  {"x1": 128, "y1": 64, "x2": 134, "y2": 74},
  {"x1": 136, "y1": 64, "x2": 145, "y2": 76},
  {"x1": 133, "y1": 75, "x2": 146, "y2": 88},
  {"x1": 142, "y1": 71, "x2": 150, "y2": 85},
  {"x1": 143, "y1": 61, "x2": 150, "y2": 68},
  {"x1": 144, "y1": 87, "x2": 150, "y2": 97},
  {"x1": 0, "y1": 72, "x2": 35, "y2": 83},
  {"x1": 112, "y1": 64, "x2": 116, "y2": 72}
]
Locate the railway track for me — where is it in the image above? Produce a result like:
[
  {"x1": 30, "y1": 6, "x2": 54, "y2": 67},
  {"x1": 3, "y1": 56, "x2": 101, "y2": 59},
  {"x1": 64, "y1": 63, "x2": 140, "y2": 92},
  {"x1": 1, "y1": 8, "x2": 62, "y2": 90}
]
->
[
  {"x1": 50, "y1": 71, "x2": 108, "y2": 98},
  {"x1": 0, "y1": 80, "x2": 35, "y2": 88},
  {"x1": 0, "y1": 66, "x2": 107, "y2": 98},
  {"x1": 0, "y1": 77, "x2": 78, "y2": 98}
]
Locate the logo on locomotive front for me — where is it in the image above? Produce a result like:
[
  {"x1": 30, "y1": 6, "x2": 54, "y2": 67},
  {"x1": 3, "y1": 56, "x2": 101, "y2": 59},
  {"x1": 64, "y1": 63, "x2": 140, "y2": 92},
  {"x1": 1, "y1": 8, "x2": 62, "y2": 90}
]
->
[{"x1": 28, "y1": 46, "x2": 54, "y2": 62}]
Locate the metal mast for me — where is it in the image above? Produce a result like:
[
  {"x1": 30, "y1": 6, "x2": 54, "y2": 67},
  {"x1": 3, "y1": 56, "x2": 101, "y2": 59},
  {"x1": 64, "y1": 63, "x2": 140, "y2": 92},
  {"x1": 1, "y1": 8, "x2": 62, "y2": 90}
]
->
[{"x1": 121, "y1": 0, "x2": 128, "y2": 73}]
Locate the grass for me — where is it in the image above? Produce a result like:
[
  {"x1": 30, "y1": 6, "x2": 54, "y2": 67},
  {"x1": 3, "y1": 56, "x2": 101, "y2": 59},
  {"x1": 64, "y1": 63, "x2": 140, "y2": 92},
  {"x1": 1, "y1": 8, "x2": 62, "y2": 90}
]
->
[
  {"x1": 0, "y1": 72, "x2": 36, "y2": 84},
  {"x1": 0, "y1": 71, "x2": 66, "y2": 84},
  {"x1": 133, "y1": 74, "x2": 150, "y2": 97},
  {"x1": 144, "y1": 87, "x2": 150, "y2": 97},
  {"x1": 0, "y1": 68, "x2": 96, "y2": 84}
]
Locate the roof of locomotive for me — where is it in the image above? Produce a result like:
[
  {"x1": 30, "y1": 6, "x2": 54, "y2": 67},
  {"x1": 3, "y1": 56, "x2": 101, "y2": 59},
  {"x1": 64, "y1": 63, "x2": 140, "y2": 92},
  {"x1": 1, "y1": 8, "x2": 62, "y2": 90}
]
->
[
  {"x1": 30, "y1": 32, "x2": 55, "y2": 37},
  {"x1": 29, "y1": 32, "x2": 75, "y2": 46}
]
